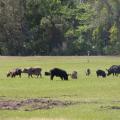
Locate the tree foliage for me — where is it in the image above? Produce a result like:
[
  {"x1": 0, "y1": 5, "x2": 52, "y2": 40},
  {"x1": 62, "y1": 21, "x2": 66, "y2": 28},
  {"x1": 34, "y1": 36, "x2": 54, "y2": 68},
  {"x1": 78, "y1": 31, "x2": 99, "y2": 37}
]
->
[{"x1": 0, "y1": 0, "x2": 120, "y2": 55}]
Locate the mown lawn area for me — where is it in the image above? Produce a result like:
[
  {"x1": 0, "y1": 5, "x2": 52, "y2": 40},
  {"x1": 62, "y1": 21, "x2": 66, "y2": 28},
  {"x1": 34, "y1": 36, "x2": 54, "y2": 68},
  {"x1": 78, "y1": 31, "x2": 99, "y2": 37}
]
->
[{"x1": 0, "y1": 56, "x2": 120, "y2": 120}]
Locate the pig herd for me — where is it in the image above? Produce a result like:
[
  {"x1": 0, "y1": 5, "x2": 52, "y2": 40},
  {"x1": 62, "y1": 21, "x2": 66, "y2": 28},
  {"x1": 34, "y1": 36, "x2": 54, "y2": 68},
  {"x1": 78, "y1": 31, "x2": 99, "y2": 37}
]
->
[
  {"x1": 6, "y1": 67, "x2": 77, "y2": 80},
  {"x1": 6, "y1": 65, "x2": 120, "y2": 80}
]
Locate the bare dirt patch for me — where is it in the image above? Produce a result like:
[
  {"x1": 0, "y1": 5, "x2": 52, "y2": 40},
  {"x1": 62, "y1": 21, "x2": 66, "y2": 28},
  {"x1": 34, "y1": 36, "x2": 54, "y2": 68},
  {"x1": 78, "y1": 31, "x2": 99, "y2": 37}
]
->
[
  {"x1": 101, "y1": 106, "x2": 120, "y2": 110},
  {"x1": 0, "y1": 98, "x2": 75, "y2": 111}
]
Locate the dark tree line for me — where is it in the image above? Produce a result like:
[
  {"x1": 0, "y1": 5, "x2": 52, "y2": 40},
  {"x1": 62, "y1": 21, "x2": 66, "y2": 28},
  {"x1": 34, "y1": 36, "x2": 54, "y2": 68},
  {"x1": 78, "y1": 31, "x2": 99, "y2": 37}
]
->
[{"x1": 0, "y1": 0, "x2": 120, "y2": 55}]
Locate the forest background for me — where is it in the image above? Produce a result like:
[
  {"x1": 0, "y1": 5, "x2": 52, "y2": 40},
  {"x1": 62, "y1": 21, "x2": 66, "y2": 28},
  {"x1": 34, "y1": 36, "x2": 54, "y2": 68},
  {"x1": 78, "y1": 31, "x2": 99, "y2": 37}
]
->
[{"x1": 0, "y1": 0, "x2": 120, "y2": 56}]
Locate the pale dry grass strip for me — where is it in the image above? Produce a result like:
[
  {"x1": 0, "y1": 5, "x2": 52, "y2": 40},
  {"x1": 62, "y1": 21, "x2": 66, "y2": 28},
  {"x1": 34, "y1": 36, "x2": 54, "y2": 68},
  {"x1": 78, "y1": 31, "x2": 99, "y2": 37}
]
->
[{"x1": 4, "y1": 118, "x2": 68, "y2": 120}]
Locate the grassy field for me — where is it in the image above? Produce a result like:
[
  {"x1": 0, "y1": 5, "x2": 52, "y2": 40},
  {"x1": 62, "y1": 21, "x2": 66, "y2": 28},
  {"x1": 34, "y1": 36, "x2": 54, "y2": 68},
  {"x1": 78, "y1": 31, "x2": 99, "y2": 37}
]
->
[{"x1": 0, "y1": 56, "x2": 120, "y2": 120}]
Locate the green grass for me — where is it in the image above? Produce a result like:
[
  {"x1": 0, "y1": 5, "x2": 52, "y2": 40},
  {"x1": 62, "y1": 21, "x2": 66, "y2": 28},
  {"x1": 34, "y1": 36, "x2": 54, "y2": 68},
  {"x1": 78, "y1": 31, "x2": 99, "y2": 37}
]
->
[{"x1": 0, "y1": 56, "x2": 120, "y2": 120}]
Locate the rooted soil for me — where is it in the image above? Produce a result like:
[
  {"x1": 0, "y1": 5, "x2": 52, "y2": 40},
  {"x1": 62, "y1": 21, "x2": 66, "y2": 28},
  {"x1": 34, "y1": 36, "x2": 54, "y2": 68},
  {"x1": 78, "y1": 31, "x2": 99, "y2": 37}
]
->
[
  {"x1": 101, "y1": 105, "x2": 120, "y2": 110},
  {"x1": 0, "y1": 98, "x2": 74, "y2": 111}
]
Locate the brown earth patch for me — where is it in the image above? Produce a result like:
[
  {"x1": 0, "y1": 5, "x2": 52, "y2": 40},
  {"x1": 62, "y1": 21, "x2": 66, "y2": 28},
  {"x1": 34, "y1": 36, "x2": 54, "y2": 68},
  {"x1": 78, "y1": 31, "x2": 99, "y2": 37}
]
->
[
  {"x1": 0, "y1": 98, "x2": 75, "y2": 111},
  {"x1": 101, "y1": 105, "x2": 120, "y2": 110}
]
